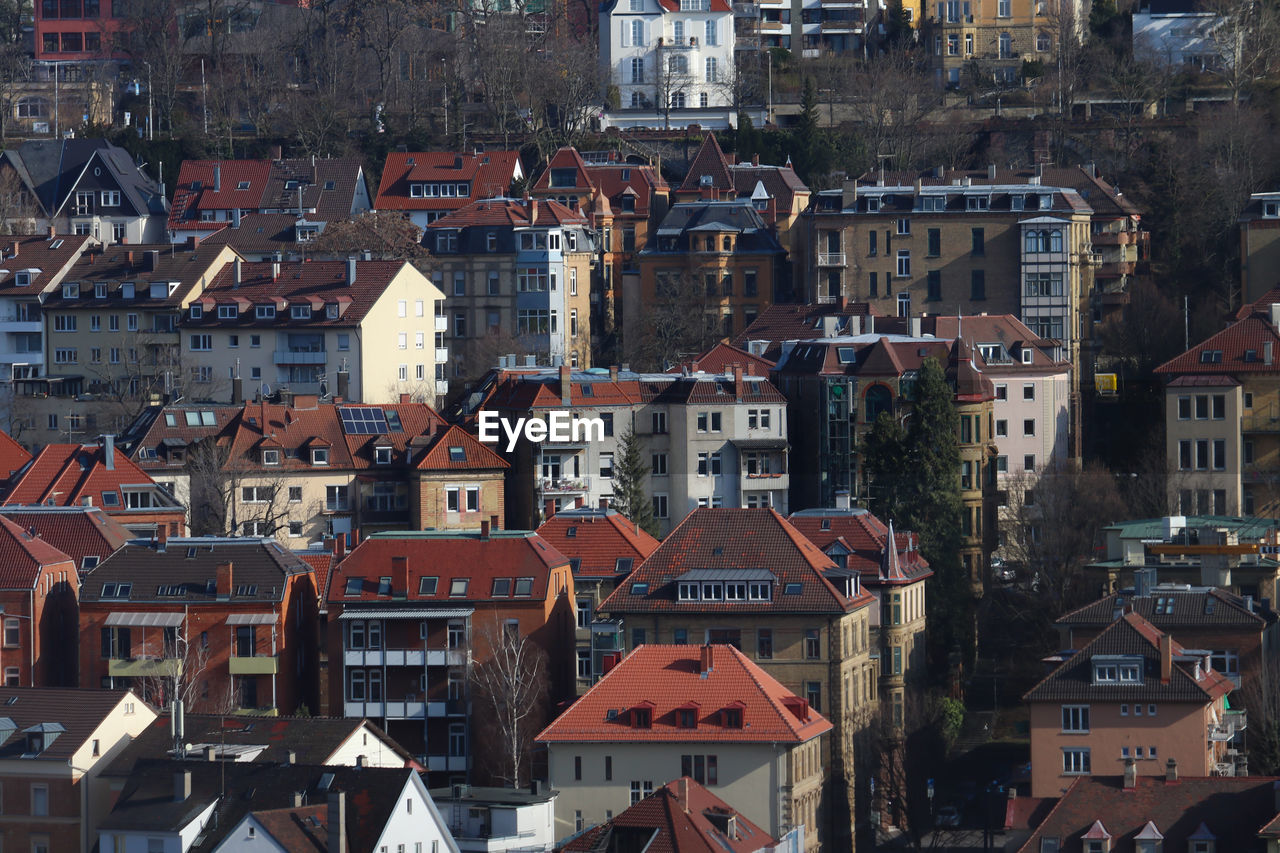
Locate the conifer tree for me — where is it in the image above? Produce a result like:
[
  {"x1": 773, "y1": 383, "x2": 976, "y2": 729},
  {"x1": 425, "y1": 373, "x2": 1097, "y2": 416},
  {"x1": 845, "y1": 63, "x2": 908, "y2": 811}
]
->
[{"x1": 610, "y1": 424, "x2": 658, "y2": 536}]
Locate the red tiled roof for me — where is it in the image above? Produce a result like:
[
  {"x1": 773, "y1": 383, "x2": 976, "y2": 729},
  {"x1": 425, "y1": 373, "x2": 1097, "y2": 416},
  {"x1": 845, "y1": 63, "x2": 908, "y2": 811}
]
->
[
  {"x1": 531, "y1": 147, "x2": 594, "y2": 192},
  {"x1": 1156, "y1": 314, "x2": 1280, "y2": 376},
  {"x1": 327, "y1": 531, "x2": 570, "y2": 604},
  {"x1": 415, "y1": 424, "x2": 509, "y2": 471},
  {"x1": 197, "y1": 213, "x2": 307, "y2": 255},
  {"x1": 0, "y1": 514, "x2": 75, "y2": 588},
  {"x1": 537, "y1": 509, "x2": 660, "y2": 578},
  {"x1": 563, "y1": 777, "x2": 776, "y2": 853},
  {"x1": 0, "y1": 431, "x2": 31, "y2": 480},
  {"x1": 428, "y1": 197, "x2": 587, "y2": 230},
  {"x1": 0, "y1": 507, "x2": 131, "y2": 571},
  {"x1": 169, "y1": 160, "x2": 273, "y2": 231},
  {"x1": 787, "y1": 509, "x2": 933, "y2": 584},
  {"x1": 586, "y1": 163, "x2": 669, "y2": 216},
  {"x1": 0, "y1": 234, "x2": 94, "y2": 295},
  {"x1": 3, "y1": 443, "x2": 172, "y2": 509},
  {"x1": 374, "y1": 151, "x2": 522, "y2": 211},
  {"x1": 249, "y1": 804, "x2": 327, "y2": 850},
  {"x1": 295, "y1": 549, "x2": 337, "y2": 603},
  {"x1": 537, "y1": 644, "x2": 832, "y2": 743},
  {"x1": 678, "y1": 134, "x2": 733, "y2": 193},
  {"x1": 599, "y1": 508, "x2": 874, "y2": 615},
  {"x1": 169, "y1": 158, "x2": 366, "y2": 232},
  {"x1": 480, "y1": 370, "x2": 787, "y2": 412},
  {"x1": 669, "y1": 342, "x2": 775, "y2": 376}
]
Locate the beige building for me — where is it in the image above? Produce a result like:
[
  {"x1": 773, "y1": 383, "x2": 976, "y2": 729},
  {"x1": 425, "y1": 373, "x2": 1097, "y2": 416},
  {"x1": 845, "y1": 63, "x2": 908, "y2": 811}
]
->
[
  {"x1": 537, "y1": 645, "x2": 832, "y2": 851},
  {"x1": 924, "y1": 0, "x2": 1084, "y2": 86},
  {"x1": 1240, "y1": 191, "x2": 1280, "y2": 306}
]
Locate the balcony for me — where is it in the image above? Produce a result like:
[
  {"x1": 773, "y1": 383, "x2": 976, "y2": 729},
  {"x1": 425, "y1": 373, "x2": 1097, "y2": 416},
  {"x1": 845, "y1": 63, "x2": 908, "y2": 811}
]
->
[
  {"x1": 229, "y1": 654, "x2": 280, "y2": 676},
  {"x1": 1091, "y1": 231, "x2": 1135, "y2": 246},
  {"x1": 344, "y1": 700, "x2": 427, "y2": 719},
  {"x1": 1209, "y1": 709, "x2": 1247, "y2": 741},
  {"x1": 108, "y1": 657, "x2": 184, "y2": 678},
  {"x1": 274, "y1": 349, "x2": 326, "y2": 365},
  {"x1": 1098, "y1": 261, "x2": 1136, "y2": 278},
  {"x1": 540, "y1": 477, "x2": 591, "y2": 494},
  {"x1": 435, "y1": 347, "x2": 450, "y2": 362},
  {"x1": 734, "y1": 2, "x2": 758, "y2": 14},
  {"x1": 427, "y1": 755, "x2": 470, "y2": 772},
  {"x1": 345, "y1": 648, "x2": 427, "y2": 667},
  {"x1": 435, "y1": 379, "x2": 450, "y2": 396},
  {"x1": 817, "y1": 252, "x2": 846, "y2": 266},
  {"x1": 0, "y1": 318, "x2": 40, "y2": 334},
  {"x1": 657, "y1": 36, "x2": 699, "y2": 49},
  {"x1": 435, "y1": 315, "x2": 449, "y2": 332},
  {"x1": 1243, "y1": 408, "x2": 1280, "y2": 433}
]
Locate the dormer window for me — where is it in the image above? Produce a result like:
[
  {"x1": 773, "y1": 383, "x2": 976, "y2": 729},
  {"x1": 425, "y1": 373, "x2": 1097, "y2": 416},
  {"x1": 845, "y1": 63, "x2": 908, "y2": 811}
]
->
[
  {"x1": 1266, "y1": 202, "x2": 1280, "y2": 218},
  {"x1": 722, "y1": 705, "x2": 743, "y2": 728},
  {"x1": 866, "y1": 197, "x2": 881, "y2": 212},
  {"x1": 410, "y1": 184, "x2": 425, "y2": 198},
  {"x1": 1092, "y1": 655, "x2": 1141, "y2": 684},
  {"x1": 375, "y1": 446, "x2": 392, "y2": 465},
  {"x1": 218, "y1": 305, "x2": 238, "y2": 319},
  {"x1": 291, "y1": 305, "x2": 312, "y2": 320},
  {"x1": 312, "y1": 447, "x2": 330, "y2": 466},
  {"x1": 61, "y1": 282, "x2": 77, "y2": 298},
  {"x1": 326, "y1": 304, "x2": 339, "y2": 319},
  {"x1": 966, "y1": 195, "x2": 990, "y2": 210},
  {"x1": 632, "y1": 706, "x2": 652, "y2": 728},
  {"x1": 1022, "y1": 348, "x2": 1034, "y2": 364},
  {"x1": 94, "y1": 283, "x2": 107, "y2": 299},
  {"x1": 262, "y1": 449, "x2": 280, "y2": 465},
  {"x1": 676, "y1": 705, "x2": 698, "y2": 728},
  {"x1": 189, "y1": 304, "x2": 203, "y2": 319},
  {"x1": 257, "y1": 305, "x2": 276, "y2": 320},
  {"x1": 122, "y1": 283, "x2": 134, "y2": 299}
]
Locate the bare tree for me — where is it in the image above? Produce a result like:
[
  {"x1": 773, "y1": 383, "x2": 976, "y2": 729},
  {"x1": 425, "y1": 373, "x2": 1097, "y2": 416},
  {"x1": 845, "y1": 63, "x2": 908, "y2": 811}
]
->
[
  {"x1": 1203, "y1": 0, "x2": 1280, "y2": 105},
  {"x1": 528, "y1": 31, "x2": 604, "y2": 159},
  {"x1": 654, "y1": 49, "x2": 697, "y2": 131},
  {"x1": 133, "y1": 624, "x2": 233, "y2": 715},
  {"x1": 0, "y1": 41, "x2": 27, "y2": 143},
  {"x1": 626, "y1": 270, "x2": 725, "y2": 371},
  {"x1": 310, "y1": 211, "x2": 430, "y2": 260},
  {"x1": 841, "y1": 48, "x2": 940, "y2": 172},
  {"x1": 185, "y1": 439, "x2": 293, "y2": 538},
  {"x1": 470, "y1": 619, "x2": 550, "y2": 787},
  {"x1": 120, "y1": 0, "x2": 188, "y2": 136},
  {"x1": 0, "y1": 168, "x2": 37, "y2": 232}
]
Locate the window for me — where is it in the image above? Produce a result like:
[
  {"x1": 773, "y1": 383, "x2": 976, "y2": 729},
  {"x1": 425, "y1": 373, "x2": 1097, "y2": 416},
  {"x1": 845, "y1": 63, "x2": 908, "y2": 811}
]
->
[
  {"x1": 705, "y1": 56, "x2": 718, "y2": 82},
  {"x1": 1024, "y1": 419, "x2": 1036, "y2": 437},
  {"x1": 757, "y1": 628, "x2": 773, "y2": 659},
  {"x1": 31, "y1": 784, "x2": 48, "y2": 816},
  {"x1": 652, "y1": 494, "x2": 668, "y2": 519},
  {"x1": 1061, "y1": 705, "x2": 1089, "y2": 732},
  {"x1": 1062, "y1": 748, "x2": 1090, "y2": 774},
  {"x1": 629, "y1": 781, "x2": 654, "y2": 805},
  {"x1": 927, "y1": 270, "x2": 941, "y2": 301},
  {"x1": 189, "y1": 334, "x2": 212, "y2": 351},
  {"x1": 806, "y1": 682, "x2": 821, "y2": 712},
  {"x1": 651, "y1": 453, "x2": 668, "y2": 475},
  {"x1": 805, "y1": 628, "x2": 820, "y2": 659},
  {"x1": 652, "y1": 411, "x2": 667, "y2": 434},
  {"x1": 680, "y1": 754, "x2": 718, "y2": 785},
  {"x1": 896, "y1": 250, "x2": 911, "y2": 277}
]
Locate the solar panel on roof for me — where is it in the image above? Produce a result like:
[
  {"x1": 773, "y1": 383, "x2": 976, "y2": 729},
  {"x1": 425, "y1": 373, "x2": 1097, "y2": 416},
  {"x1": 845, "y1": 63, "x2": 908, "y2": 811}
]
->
[{"x1": 339, "y1": 407, "x2": 389, "y2": 435}]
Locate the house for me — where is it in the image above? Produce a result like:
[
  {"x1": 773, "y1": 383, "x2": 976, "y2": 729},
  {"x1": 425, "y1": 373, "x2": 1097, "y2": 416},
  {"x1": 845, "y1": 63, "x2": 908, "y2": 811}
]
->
[
  {"x1": 181, "y1": 257, "x2": 447, "y2": 403},
  {"x1": 672, "y1": 341, "x2": 776, "y2": 376},
  {"x1": 771, "y1": 332, "x2": 996, "y2": 591},
  {"x1": 536, "y1": 507, "x2": 660, "y2": 691},
  {"x1": 596, "y1": 507, "x2": 877, "y2": 848},
  {"x1": 1133, "y1": 0, "x2": 1224, "y2": 68},
  {"x1": 0, "y1": 515, "x2": 79, "y2": 687},
  {"x1": 1022, "y1": 611, "x2": 1239, "y2": 798},
  {"x1": 529, "y1": 147, "x2": 670, "y2": 346},
  {"x1": 598, "y1": 0, "x2": 745, "y2": 130},
  {"x1": 1017, "y1": 771, "x2": 1280, "y2": 853},
  {"x1": 425, "y1": 197, "x2": 596, "y2": 382},
  {"x1": 469, "y1": 363, "x2": 791, "y2": 534},
  {"x1": 78, "y1": 535, "x2": 318, "y2": 716},
  {"x1": 1241, "y1": 191, "x2": 1280, "y2": 305},
  {"x1": 536, "y1": 644, "x2": 832, "y2": 851},
  {"x1": 0, "y1": 234, "x2": 94, "y2": 387},
  {"x1": 99, "y1": 760, "x2": 456, "y2": 853},
  {"x1": 431, "y1": 783, "x2": 558, "y2": 853},
  {"x1": 0, "y1": 505, "x2": 133, "y2": 577},
  {"x1": 373, "y1": 150, "x2": 524, "y2": 229},
  {"x1": 788, "y1": 504, "x2": 933, "y2": 731},
  {"x1": 197, "y1": 212, "x2": 329, "y2": 261},
  {"x1": 0, "y1": 687, "x2": 155, "y2": 853},
  {"x1": 561, "y1": 777, "x2": 797, "y2": 853},
  {"x1": 0, "y1": 139, "x2": 169, "y2": 243},
  {"x1": 926, "y1": 0, "x2": 1085, "y2": 86},
  {"x1": 166, "y1": 158, "x2": 372, "y2": 244},
  {"x1": 324, "y1": 527, "x2": 577, "y2": 781},
  {"x1": 638, "y1": 199, "x2": 786, "y2": 341},
  {"x1": 3, "y1": 438, "x2": 187, "y2": 537},
  {"x1": 1056, "y1": 568, "x2": 1275, "y2": 690}
]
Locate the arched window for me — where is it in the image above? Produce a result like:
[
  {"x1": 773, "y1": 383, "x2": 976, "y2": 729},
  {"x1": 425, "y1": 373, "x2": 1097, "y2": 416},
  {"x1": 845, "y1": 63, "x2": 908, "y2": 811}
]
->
[
  {"x1": 1036, "y1": 31, "x2": 1050, "y2": 51},
  {"x1": 15, "y1": 97, "x2": 49, "y2": 119},
  {"x1": 865, "y1": 384, "x2": 893, "y2": 423}
]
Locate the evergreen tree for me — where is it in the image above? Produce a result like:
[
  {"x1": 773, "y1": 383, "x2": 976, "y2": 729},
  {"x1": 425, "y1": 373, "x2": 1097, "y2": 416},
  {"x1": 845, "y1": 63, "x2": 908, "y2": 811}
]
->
[
  {"x1": 610, "y1": 424, "x2": 658, "y2": 536},
  {"x1": 789, "y1": 77, "x2": 832, "y2": 185}
]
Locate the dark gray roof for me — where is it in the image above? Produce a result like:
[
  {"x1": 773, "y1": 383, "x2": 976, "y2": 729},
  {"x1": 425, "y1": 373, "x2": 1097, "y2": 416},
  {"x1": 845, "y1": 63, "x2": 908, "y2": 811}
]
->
[
  {"x1": 643, "y1": 200, "x2": 784, "y2": 255},
  {"x1": 1057, "y1": 587, "x2": 1268, "y2": 629},
  {"x1": 0, "y1": 687, "x2": 134, "y2": 761},
  {"x1": 3, "y1": 139, "x2": 166, "y2": 218}
]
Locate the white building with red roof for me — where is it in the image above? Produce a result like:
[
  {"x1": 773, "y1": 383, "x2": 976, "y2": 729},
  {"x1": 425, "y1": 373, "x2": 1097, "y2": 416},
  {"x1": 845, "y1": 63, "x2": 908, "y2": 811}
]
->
[
  {"x1": 373, "y1": 151, "x2": 524, "y2": 230},
  {"x1": 537, "y1": 643, "x2": 831, "y2": 851}
]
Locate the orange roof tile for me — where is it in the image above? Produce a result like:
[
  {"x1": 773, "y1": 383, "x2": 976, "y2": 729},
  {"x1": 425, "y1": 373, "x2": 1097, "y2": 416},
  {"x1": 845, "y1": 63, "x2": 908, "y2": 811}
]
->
[
  {"x1": 1157, "y1": 313, "x2": 1280, "y2": 376},
  {"x1": 374, "y1": 151, "x2": 522, "y2": 212},
  {"x1": 788, "y1": 508, "x2": 932, "y2": 584},
  {"x1": 0, "y1": 514, "x2": 75, "y2": 588},
  {"x1": 415, "y1": 424, "x2": 508, "y2": 471},
  {"x1": 537, "y1": 508, "x2": 660, "y2": 578},
  {"x1": 0, "y1": 431, "x2": 31, "y2": 480},
  {"x1": 3, "y1": 443, "x2": 175, "y2": 509}
]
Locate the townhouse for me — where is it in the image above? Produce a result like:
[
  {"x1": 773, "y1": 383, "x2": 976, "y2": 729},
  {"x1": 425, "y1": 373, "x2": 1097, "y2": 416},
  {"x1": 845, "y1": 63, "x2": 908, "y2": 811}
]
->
[
  {"x1": 182, "y1": 257, "x2": 447, "y2": 403},
  {"x1": 1056, "y1": 568, "x2": 1275, "y2": 690},
  {"x1": 79, "y1": 536, "x2": 318, "y2": 716},
  {"x1": 0, "y1": 139, "x2": 169, "y2": 243},
  {"x1": 771, "y1": 331, "x2": 997, "y2": 591},
  {"x1": 528, "y1": 147, "x2": 670, "y2": 345},
  {"x1": 324, "y1": 528, "x2": 577, "y2": 781},
  {"x1": 0, "y1": 506, "x2": 132, "y2": 577},
  {"x1": 0, "y1": 688, "x2": 156, "y2": 853},
  {"x1": 536, "y1": 506, "x2": 661, "y2": 690},
  {"x1": 1241, "y1": 190, "x2": 1280, "y2": 305},
  {"x1": 3, "y1": 438, "x2": 186, "y2": 536},
  {"x1": 639, "y1": 199, "x2": 786, "y2": 341},
  {"x1": 0, "y1": 516, "x2": 79, "y2": 688},
  {"x1": 1155, "y1": 297, "x2": 1280, "y2": 517},
  {"x1": 425, "y1": 198, "x2": 596, "y2": 381},
  {"x1": 166, "y1": 157, "x2": 372, "y2": 243},
  {"x1": 924, "y1": 0, "x2": 1085, "y2": 86},
  {"x1": 597, "y1": 507, "x2": 877, "y2": 848},
  {"x1": 0, "y1": 234, "x2": 93, "y2": 387},
  {"x1": 1023, "y1": 611, "x2": 1238, "y2": 797},
  {"x1": 537, "y1": 644, "x2": 832, "y2": 851},
  {"x1": 374, "y1": 150, "x2": 525, "y2": 230},
  {"x1": 804, "y1": 172, "x2": 1094, "y2": 397},
  {"x1": 789, "y1": 505, "x2": 933, "y2": 732},
  {"x1": 470, "y1": 364, "x2": 791, "y2": 534}
]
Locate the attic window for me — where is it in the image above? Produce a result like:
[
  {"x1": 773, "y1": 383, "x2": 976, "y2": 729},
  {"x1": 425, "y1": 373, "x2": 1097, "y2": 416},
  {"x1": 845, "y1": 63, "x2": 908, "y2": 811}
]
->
[
  {"x1": 448, "y1": 447, "x2": 466, "y2": 463},
  {"x1": 450, "y1": 578, "x2": 469, "y2": 597},
  {"x1": 1200, "y1": 350, "x2": 1223, "y2": 364},
  {"x1": 262, "y1": 449, "x2": 280, "y2": 465},
  {"x1": 312, "y1": 448, "x2": 330, "y2": 466},
  {"x1": 157, "y1": 584, "x2": 185, "y2": 596},
  {"x1": 492, "y1": 578, "x2": 511, "y2": 597},
  {"x1": 60, "y1": 282, "x2": 76, "y2": 297},
  {"x1": 100, "y1": 582, "x2": 131, "y2": 599},
  {"x1": 722, "y1": 707, "x2": 743, "y2": 728},
  {"x1": 514, "y1": 577, "x2": 534, "y2": 596},
  {"x1": 326, "y1": 304, "x2": 339, "y2": 319},
  {"x1": 324, "y1": 181, "x2": 336, "y2": 190},
  {"x1": 256, "y1": 305, "x2": 276, "y2": 320},
  {"x1": 616, "y1": 558, "x2": 633, "y2": 573},
  {"x1": 676, "y1": 707, "x2": 697, "y2": 728},
  {"x1": 566, "y1": 526, "x2": 578, "y2": 538},
  {"x1": 189, "y1": 304, "x2": 203, "y2": 319},
  {"x1": 419, "y1": 577, "x2": 438, "y2": 596},
  {"x1": 1021, "y1": 349, "x2": 1033, "y2": 365},
  {"x1": 1266, "y1": 202, "x2": 1280, "y2": 218},
  {"x1": 631, "y1": 582, "x2": 649, "y2": 595},
  {"x1": 837, "y1": 347, "x2": 855, "y2": 364},
  {"x1": 784, "y1": 582, "x2": 803, "y2": 595},
  {"x1": 374, "y1": 446, "x2": 393, "y2": 465},
  {"x1": 821, "y1": 519, "x2": 831, "y2": 530},
  {"x1": 236, "y1": 585, "x2": 257, "y2": 596},
  {"x1": 377, "y1": 577, "x2": 392, "y2": 596},
  {"x1": 81, "y1": 556, "x2": 99, "y2": 570},
  {"x1": 291, "y1": 305, "x2": 312, "y2": 320},
  {"x1": 235, "y1": 181, "x2": 251, "y2": 190},
  {"x1": 632, "y1": 707, "x2": 652, "y2": 728},
  {"x1": 100, "y1": 492, "x2": 120, "y2": 507},
  {"x1": 344, "y1": 578, "x2": 363, "y2": 596}
]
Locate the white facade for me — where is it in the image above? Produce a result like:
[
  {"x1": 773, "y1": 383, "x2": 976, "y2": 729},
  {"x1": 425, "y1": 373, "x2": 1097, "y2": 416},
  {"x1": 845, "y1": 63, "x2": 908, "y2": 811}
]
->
[
  {"x1": 100, "y1": 800, "x2": 219, "y2": 853},
  {"x1": 434, "y1": 788, "x2": 557, "y2": 853},
  {"x1": 1134, "y1": 10, "x2": 1223, "y2": 67}
]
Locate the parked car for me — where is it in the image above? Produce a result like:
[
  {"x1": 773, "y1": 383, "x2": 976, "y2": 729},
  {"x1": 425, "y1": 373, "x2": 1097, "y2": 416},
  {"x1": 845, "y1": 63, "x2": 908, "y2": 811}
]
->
[{"x1": 935, "y1": 804, "x2": 961, "y2": 828}]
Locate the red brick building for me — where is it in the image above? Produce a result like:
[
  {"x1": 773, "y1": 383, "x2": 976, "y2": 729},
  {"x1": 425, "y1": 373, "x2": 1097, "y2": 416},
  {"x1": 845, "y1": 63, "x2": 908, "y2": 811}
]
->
[
  {"x1": 0, "y1": 516, "x2": 79, "y2": 687},
  {"x1": 79, "y1": 535, "x2": 317, "y2": 715},
  {"x1": 34, "y1": 0, "x2": 129, "y2": 61},
  {"x1": 0, "y1": 506, "x2": 132, "y2": 578}
]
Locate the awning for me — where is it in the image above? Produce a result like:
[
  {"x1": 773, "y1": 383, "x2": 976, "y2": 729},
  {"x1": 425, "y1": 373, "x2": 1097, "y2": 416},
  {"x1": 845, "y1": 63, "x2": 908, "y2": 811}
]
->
[
  {"x1": 675, "y1": 568, "x2": 776, "y2": 583},
  {"x1": 730, "y1": 438, "x2": 790, "y2": 451},
  {"x1": 105, "y1": 612, "x2": 184, "y2": 627},
  {"x1": 225, "y1": 613, "x2": 276, "y2": 626},
  {"x1": 339, "y1": 608, "x2": 474, "y2": 621}
]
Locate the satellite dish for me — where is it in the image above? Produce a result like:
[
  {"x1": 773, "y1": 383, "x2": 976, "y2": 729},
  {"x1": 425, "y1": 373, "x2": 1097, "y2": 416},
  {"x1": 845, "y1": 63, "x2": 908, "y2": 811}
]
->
[{"x1": 261, "y1": 383, "x2": 271, "y2": 396}]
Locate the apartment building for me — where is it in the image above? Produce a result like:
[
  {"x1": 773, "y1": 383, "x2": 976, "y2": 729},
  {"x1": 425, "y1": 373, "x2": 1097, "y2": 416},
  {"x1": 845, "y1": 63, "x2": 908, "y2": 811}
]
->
[
  {"x1": 805, "y1": 174, "x2": 1094, "y2": 396},
  {"x1": 599, "y1": 0, "x2": 740, "y2": 129},
  {"x1": 923, "y1": 0, "x2": 1084, "y2": 85},
  {"x1": 789, "y1": 506, "x2": 933, "y2": 731},
  {"x1": 536, "y1": 507, "x2": 661, "y2": 691},
  {"x1": 1241, "y1": 192, "x2": 1280, "y2": 305},
  {"x1": 529, "y1": 147, "x2": 670, "y2": 344},
  {"x1": 425, "y1": 198, "x2": 595, "y2": 382},
  {"x1": 771, "y1": 332, "x2": 997, "y2": 591},
  {"x1": 183, "y1": 257, "x2": 446, "y2": 403},
  {"x1": 167, "y1": 158, "x2": 372, "y2": 243},
  {"x1": 470, "y1": 364, "x2": 791, "y2": 534},
  {"x1": 598, "y1": 507, "x2": 877, "y2": 848},
  {"x1": 0, "y1": 516, "x2": 78, "y2": 688},
  {"x1": 0, "y1": 235, "x2": 93, "y2": 386},
  {"x1": 78, "y1": 536, "x2": 318, "y2": 716},
  {"x1": 1024, "y1": 611, "x2": 1239, "y2": 797},
  {"x1": 639, "y1": 199, "x2": 786, "y2": 341},
  {"x1": 0, "y1": 688, "x2": 155, "y2": 853},
  {"x1": 374, "y1": 150, "x2": 525, "y2": 229},
  {"x1": 1154, "y1": 301, "x2": 1280, "y2": 517},
  {"x1": 538, "y1": 644, "x2": 832, "y2": 851},
  {"x1": 324, "y1": 528, "x2": 577, "y2": 781}
]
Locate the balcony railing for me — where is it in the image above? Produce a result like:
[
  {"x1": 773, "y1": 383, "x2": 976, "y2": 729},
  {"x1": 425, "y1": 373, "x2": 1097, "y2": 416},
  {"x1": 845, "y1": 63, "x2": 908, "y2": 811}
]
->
[
  {"x1": 1209, "y1": 709, "x2": 1247, "y2": 741},
  {"x1": 229, "y1": 654, "x2": 280, "y2": 675},
  {"x1": 435, "y1": 315, "x2": 449, "y2": 332},
  {"x1": 108, "y1": 656, "x2": 184, "y2": 678},
  {"x1": 540, "y1": 477, "x2": 591, "y2": 493},
  {"x1": 435, "y1": 379, "x2": 450, "y2": 396},
  {"x1": 274, "y1": 349, "x2": 326, "y2": 365},
  {"x1": 1091, "y1": 231, "x2": 1135, "y2": 246},
  {"x1": 817, "y1": 252, "x2": 846, "y2": 266},
  {"x1": 435, "y1": 347, "x2": 449, "y2": 362}
]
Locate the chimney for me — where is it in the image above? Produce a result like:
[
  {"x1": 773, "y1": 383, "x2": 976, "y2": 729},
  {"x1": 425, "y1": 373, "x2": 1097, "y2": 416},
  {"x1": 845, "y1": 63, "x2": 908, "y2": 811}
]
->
[
  {"x1": 1123, "y1": 757, "x2": 1137, "y2": 789},
  {"x1": 203, "y1": 745, "x2": 216, "y2": 761},
  {"x1": 216, "y1": 562, "x2": 233, "y2": 599},
  {"x1": 835, "y1": 489, "x2": 851, "y2": 510},
  {"x1": 187, "y1": 235, "x2": 201, "y2": 250},
  {"x1": 480, "y1": 519, "x2": 491, "y2": 539},
  {"x1": 752, "y1": 154, "x2": 760, "y2": 166},
  {"x1": 173, "y1": 770, "x2": 192, "y2": 802},
  {"x1": 599, "y1": 497, "x2": 609, "y2": 509},
  {"x1": 700, "y1": 644, "x2": 714, "y2": 672},
  {"x1": 1159, "y1": 633, "x2": 1172, "y2": 683},
  {"x1": 1267, "y1": 341, "x2": 1275, "y2": 366},
  {"x1": 544, "y1": 499, "x2": 556, "y2": 520},
  {"x1": 337, "y1": 370, "x2": 350, "y2": 401},
  {"x1": 7, "y1": 240, "x2": 15, "y2": 257},
  {"x1": 346, "y1": 257, "x2": 357, "y2": 286},
  {"x1": 147, "y1": 249, "x2": 159, "y2": 271},
  {"x1": 391, "y1": 555, "x2": 408, "y2": 595},
  {"x1": 127, "y1": 249, "x2": 135, "y2": 268},
  {"x1": 157, "y1": 524, "x2": 168, "y2": 552},
  {"x1": 232, "y1": 376, "x2": 243, "y2": 404},
  {"x1": 559, "y1": 364, "x2": 571, "y2": 405},
  {"x1": 232, "y1": 207, "x2": 241, "y2": 228},
  {"x1": 233, "y1": 257, "x2": 242, "y2": 286},
  {"x1": 272, "y1": 145, "x2": 282, "y2": 160},
  {"x1": 1271, "y1": 303, "x2": 1280, "y2": 333},
  {"x1": 679, "y1": 777, "x2": 689, "y2": 811},
  {"x1": 1165, "y1": 757, "x2": 1178, "y2": 783},
  {"x1": 356, "y1": 755, "x2": 366, "y2": 768},
  {"x1": 610, "y1": 365, "x2": 619, "y2": 381},
  {"x1": 104, "y1": 434, "x2": 116, "y2": 470},
  {"x1": 1134, "y1": 567, "x2": 1155, "y2": 597},
  {"x1": 293, "y1": 791, "x2": 304, "y2": 807},
  {"x1": 287, "y1": 750, "x2": 297, "y2": 765},
  {"x1": 910, "y1": 317, "x2": 922, "y2": 338},
  {"x1": 733, "y1": 365, "x2": 744, "y2": 401},
  {"x1": 530, "y1": 198, "x2": 538, "y2": 225},
  {"x1": 327, "y1": 792, "x2": 348, "y2": 853},
  {"x1": 213, "y1": 164, "x2": 221, "y2": 192},
  {"x1": 272, "y1": 258, "x2": 280, "y2": 281},
  {"x1": 332, "y1": 533, "x2": 346, "y2": 559}
]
